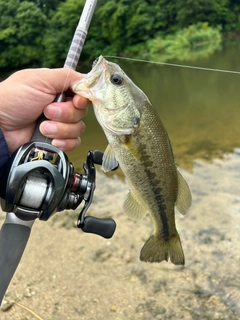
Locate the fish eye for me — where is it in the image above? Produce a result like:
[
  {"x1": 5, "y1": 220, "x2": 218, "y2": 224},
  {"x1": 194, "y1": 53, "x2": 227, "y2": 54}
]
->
[{"x1": 110, "y1": 74, "x2": 123, "y2": 85}]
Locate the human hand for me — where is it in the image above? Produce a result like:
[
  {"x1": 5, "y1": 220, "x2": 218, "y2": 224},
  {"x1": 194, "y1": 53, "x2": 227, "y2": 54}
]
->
[{"x1": 0, "y1": 68, "x2": 89, "y2": 154}]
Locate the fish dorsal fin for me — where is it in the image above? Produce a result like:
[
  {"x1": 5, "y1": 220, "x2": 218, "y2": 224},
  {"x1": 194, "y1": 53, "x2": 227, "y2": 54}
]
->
[
  {"x1": 102, "y1": 144, "x2": 119, "y2": 172},
  {"x1": 123, "y1": 190, "x2": 147, "y2": 221},
  {"x1": 175, "y1": 170, "x2": 192, "y2": 215}
]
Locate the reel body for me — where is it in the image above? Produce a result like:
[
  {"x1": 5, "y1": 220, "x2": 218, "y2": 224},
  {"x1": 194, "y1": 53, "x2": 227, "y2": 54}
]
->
[{"x1": 0, "y1": 142, "x2": 116, "y2": 238}]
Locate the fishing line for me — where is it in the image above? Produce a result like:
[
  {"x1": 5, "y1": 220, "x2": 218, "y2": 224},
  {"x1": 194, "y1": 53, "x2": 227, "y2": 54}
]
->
[
  {"x1": 31, "y1": 0, "x2": 99, "y2": 143},
  {"x1": 104, "y1": 55, "x2": 240, "y2": 75}
]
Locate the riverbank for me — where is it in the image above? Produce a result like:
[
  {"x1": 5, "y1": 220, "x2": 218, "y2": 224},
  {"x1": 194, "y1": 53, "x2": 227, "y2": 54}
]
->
[{"x1": 1, "y1": 153, "x2": 240, "y2": 320}]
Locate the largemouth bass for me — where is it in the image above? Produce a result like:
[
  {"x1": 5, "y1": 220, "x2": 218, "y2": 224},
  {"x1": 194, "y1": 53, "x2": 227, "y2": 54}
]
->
[{"x1": 71, "y1": 56, "x2": 192, "y2": 265}]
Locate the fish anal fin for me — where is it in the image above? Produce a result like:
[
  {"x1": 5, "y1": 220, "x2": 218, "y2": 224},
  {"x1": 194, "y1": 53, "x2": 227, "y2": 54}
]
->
[
  {"x1": 175, "y1": 170, "x2": 192, "y2": 215},
  {"x1": 102, "y1": 144, "x2": 119, "y2": 172},
  {"x1": 140, "y1": 232, "x2": 185, "y2": 265},
  {"x1": 123, "y1": 191, "x2": 147, "y2": 221}
]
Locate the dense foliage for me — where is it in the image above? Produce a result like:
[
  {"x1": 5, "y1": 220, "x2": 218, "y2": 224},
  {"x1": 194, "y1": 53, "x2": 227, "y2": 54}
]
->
[
  {"x1": 0, "y1": 0, "x2": 240, "y2": 69},
  {"x1": 147, "y1": 22, "x2": 222, "y2": 62}
]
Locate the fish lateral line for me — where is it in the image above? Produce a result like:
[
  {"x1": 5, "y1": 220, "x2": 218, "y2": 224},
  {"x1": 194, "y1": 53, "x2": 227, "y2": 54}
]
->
[
  {"x1": 121, "y1": 135, "x2": 171, "y2": 241},
  {"x1": 124, "y1": 136, "x2": 171, "y2": 240}
]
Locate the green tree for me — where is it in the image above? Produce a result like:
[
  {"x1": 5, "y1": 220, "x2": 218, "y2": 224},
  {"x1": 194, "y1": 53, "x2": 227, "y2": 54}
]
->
[
  {"x1": 226, "y1": 0, "x2": 240, "y2": 31},
  {"x1": 175, "y1": 0, "x2": 231, "y2": 29},
  {"x1": 97, "y1": 0, "x2": 163, "y2": 55},
  {"x1": 0, "y1": 0, "x2": 48, "y2": 68},
  {"x1": 1, "y1": 0, "x2": 240, "y2": 69},
  {"x1": 44, "y1": 0, "x2": 169, "y2": 66},
  {"x1": 154, "y1": 0, "x2": 178, "y2": 33},
  {"x1": 43, "y1": 0, "x2": 86, "y2": 67},
  {"x1": 25, "y1": 0, "x2": 65, "y2": 17}
]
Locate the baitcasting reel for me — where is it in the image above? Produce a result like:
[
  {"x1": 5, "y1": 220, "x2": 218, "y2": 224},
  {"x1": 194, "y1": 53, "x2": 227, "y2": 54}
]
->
[{"x1": 0, "y1": 142, "x2": 117, "y2": 239}]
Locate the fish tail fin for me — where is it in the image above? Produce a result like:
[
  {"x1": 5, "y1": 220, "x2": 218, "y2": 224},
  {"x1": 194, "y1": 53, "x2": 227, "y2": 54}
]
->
[{"x1": 140, "y1": 232, "x2": 185, "y2": 265}]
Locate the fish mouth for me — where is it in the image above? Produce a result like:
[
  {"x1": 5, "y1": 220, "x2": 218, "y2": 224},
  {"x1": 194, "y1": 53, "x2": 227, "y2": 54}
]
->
[
  {"x1": 71, "y1": 55, "x2": 106, "y2": 96},
  {"x1": 91, "y1": 55, "x2": 107, "y2": 71}
]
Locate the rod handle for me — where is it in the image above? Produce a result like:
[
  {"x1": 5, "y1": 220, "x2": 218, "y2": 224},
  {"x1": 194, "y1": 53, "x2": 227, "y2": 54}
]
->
[
  {"x1": 31, "y1": 93, "x2": 66, "y2": 143},
  {"x1": 0, "y1": 223, "x2": 32, "y2": 303}
]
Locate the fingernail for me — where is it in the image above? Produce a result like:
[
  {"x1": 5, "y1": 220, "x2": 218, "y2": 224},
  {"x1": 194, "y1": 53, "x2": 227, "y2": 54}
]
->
[
  {"x1": 52, "y1": 140, "x2": 66, "y2": 148},
  {"x1": 41, "y1": 122, "x2": 57, "y2": 136},
  {"x1": 45, "y1": 105, "x2": 61, "y2": 119}
]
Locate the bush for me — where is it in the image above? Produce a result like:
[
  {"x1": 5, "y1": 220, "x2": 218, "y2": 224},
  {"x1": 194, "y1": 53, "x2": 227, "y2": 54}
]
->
[{"x1": 147, "y1": 22, "x2": 222, "y2": 61}]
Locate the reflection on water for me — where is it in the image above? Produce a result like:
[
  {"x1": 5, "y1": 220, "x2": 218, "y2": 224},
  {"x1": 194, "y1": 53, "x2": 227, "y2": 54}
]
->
[{"x1": 70, "y1": 44, "x2": 240, "y2": 172}]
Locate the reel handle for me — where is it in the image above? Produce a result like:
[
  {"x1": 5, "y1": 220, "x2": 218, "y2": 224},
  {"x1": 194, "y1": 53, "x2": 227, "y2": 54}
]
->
[{"x1": 80, "y1": 216, "x2": 116, "y2": 239}]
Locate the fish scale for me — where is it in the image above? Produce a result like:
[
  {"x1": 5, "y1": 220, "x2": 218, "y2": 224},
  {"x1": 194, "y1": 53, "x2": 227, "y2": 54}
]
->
[
  {"x1": 118, "y1": 105, "x2": 177, "y2": 238},
  {"x1": 71, "y1": 56, "x2": 192, "y2": 265}
]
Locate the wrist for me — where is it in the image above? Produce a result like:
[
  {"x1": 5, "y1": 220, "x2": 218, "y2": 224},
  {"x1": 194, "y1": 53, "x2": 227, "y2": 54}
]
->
[
  {"x1": 0, "y1": 128, "x2": 10, "y2": 176},
  {"x1": 1, "y1": 127, "x2": 34, "y2": 155}
]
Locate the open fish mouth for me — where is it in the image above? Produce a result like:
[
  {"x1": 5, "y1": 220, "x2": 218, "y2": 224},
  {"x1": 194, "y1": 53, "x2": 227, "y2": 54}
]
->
[
  {"x1": 71, "y1": 56, "x2": 106, "y2": 96},
  {"x1": 92, "y1": 55, "x2": 106, "y2": 70}
]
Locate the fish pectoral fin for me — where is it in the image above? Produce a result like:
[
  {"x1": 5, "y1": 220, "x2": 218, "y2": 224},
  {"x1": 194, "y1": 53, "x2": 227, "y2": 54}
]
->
[
  {"x1": 175, "y1": 170, "x2": 192, "y2": 215},
  {"x1": 123, "y1": 191, "x2": 147, "y2": 221},
  {"x1": 102, "y1": 144, "x2": 119, "y2": 172}
]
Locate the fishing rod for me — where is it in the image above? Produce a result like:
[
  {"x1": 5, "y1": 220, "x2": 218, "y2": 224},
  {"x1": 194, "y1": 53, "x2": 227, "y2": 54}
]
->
[
  {"x1": 32, "y1": 0, "x2": 98, "y2": 142},
  {"x1": 0, "y1": 0, "x2": 116, "y2": 304}
]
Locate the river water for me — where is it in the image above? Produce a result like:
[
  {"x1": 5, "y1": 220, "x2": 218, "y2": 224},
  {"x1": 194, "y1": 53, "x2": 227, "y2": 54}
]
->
[
  {"x1": 1, "y1": 44, "x2": 240, "y2": 319},
  {"x1": 64, "y1": 45, "x2": 240, "y2": 318},
  {"x1": 70, "y1": 44, "x2": 240, "y2": 173}
]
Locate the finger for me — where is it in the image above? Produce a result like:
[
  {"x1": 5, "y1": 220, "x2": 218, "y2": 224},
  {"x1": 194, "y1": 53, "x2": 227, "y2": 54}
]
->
[
  {"x1": 52, "y1": 137, "x2": 81, "y2": 151},
  {"x1": 73, "y1": 95, "x2": 90, "y2": 109},
  {"x1": 40, "y1": 69, "x2": 86, "y2": 94},
  {"x1": 40, "y1": 120, "x2": 86, "y2": 140},
  {"x1": 8, "y1": 68, "x2": 86, "y2": 95},
  {"x1": 44, "y1": 101, "x2": 88, "y2": 123}
]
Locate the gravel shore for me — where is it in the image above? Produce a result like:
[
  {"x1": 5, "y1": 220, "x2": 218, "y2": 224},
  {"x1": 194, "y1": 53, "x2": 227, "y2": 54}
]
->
[{"x1": 1, "y1": 153, "x2": 240, "y2": 320}]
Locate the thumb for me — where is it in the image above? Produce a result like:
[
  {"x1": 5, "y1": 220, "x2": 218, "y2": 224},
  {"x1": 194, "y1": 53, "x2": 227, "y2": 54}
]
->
[
  {"x1": 35, "y1": 68, "x2": 86, "y2": 94},
  {"x1": 8, "y1": 68, "x2": 86, "y2": 95}
]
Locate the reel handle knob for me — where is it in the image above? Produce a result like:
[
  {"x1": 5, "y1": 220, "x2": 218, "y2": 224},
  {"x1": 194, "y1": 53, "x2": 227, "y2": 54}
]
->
[{"x1": 80, "y1": 216, "x2": 116, "y2": 239}]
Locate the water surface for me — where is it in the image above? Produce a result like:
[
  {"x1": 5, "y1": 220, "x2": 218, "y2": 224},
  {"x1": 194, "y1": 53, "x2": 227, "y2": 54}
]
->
[
  {"x1": 70, "y1": 44, "x2": 240, "y2": 173},
  {"x1": 1, "y1": 44, "x2": 240, "y2": 319},
  {"x1": 66, "y1": 46, "x2": 240, "y2": 317}
]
